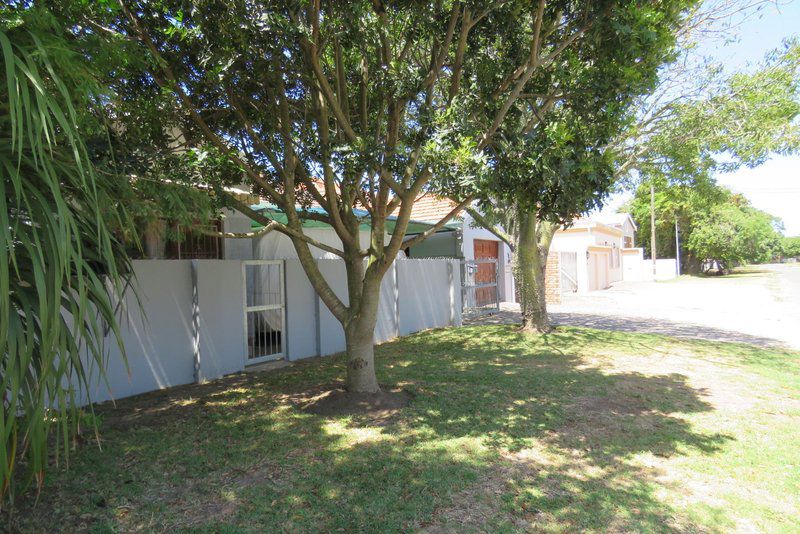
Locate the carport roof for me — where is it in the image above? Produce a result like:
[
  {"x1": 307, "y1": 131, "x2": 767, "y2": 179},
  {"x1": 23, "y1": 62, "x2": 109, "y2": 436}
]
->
[{"x1": 248, "y1": 202, "x2": 460, "y2": 235}]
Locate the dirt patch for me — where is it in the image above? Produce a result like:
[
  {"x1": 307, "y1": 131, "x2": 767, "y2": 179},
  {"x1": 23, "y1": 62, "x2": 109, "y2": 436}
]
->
[{"x1": 300, "y1": 386, "x2": 412, "y2": 421}]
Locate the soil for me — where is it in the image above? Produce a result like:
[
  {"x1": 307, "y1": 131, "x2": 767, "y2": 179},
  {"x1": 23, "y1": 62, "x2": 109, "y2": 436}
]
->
[{"x1": 300, "y1": 386, "x2": 412, "y2": 420}]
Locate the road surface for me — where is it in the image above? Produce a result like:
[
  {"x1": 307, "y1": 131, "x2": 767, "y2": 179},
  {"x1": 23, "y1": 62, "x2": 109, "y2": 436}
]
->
[{"x1": 471, "y1": 263, "x2": 800, "y2": 350}]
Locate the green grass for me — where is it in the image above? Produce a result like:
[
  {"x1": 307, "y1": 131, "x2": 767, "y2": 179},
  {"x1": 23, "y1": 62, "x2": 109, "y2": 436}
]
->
[{"x1": 10, "y1": 326, "x2": 800, "y2": 532}]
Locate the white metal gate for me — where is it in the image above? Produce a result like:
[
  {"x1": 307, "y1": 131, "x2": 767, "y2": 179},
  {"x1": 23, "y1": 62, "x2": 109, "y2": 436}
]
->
[
  {"x1": 242, "y1": 260, "x2": 285, "y2": 365},
  {"x1": 461, "y1": 258, "x2": 500, "y2": 317}
]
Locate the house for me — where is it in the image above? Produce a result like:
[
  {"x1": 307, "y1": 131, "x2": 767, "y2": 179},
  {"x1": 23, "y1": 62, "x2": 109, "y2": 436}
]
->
[
  {"x1": 398, "y1": 195, "x2": 516, "y2": 305},
  {"x1": 78, "y1": 197, "x2": 464, "y2": 406},
  {"x1": 549, "y1": 213, "x2": 639, "y2": 293},
  {"x1": 398, "y1": 194, "x2": 673, "y2": 305}
]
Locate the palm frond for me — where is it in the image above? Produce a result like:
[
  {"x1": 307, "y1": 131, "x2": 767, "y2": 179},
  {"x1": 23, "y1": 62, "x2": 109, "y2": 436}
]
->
[{"x1": 1, "y1": 18, "x2": 131, "y2": 503}]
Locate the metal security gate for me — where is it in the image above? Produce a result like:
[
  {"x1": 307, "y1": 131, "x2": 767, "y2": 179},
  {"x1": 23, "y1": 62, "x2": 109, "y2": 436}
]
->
[
  {"x1": 461, "y1": 258, "x2": 500, "y2": 317},
  {"x1": 560, "y1": 252, "x2": 578, "y2": 293},
  {"x1": 243, "y1": 260, "x2": 285, "y2": 365}
]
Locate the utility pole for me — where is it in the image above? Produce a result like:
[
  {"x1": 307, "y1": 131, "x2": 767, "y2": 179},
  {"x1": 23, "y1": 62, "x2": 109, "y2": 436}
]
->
[
  {"x1": 675, "y1": 216, "x2": 681, "y2": 276},
  {"x1": 650, "y1": 182, "x2": 656, "y2": 277}
]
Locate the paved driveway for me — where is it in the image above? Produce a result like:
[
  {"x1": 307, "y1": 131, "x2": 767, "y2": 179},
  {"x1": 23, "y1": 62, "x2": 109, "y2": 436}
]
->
[{"x1": 473, "y1": 263, "x2": 800, "y2": 350}]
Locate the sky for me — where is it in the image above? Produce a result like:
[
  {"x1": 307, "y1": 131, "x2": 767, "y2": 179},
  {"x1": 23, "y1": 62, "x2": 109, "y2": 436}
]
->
[{"x1": 600, "y1": 0, "x2": 800, "y2": 235}]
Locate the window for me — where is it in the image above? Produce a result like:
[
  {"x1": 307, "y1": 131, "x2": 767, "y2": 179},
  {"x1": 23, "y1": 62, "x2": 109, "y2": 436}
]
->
[
  {"x1": 166, "y1": 221, "x2": 223, "y2": 259},
  {"x1": 140, "y1": 219, "x2": 223, "y2": 259}
]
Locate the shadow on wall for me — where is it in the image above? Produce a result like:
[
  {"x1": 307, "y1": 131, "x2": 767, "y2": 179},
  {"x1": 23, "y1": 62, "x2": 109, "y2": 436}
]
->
[{"x1": 81, "y1": 261, "x2": 197, "y2": 405}]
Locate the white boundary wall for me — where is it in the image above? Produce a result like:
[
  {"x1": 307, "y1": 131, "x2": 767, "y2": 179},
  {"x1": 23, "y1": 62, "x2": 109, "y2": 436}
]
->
[
  {"x1": 285, "y1": 258, "x2": 462, "y2": 359},
  {"x1": 622, "y1": 251, "x2": 677, "y2": 282},
  {"x1": 78, "y1": 257, "x2": 461, "y2": 405}
]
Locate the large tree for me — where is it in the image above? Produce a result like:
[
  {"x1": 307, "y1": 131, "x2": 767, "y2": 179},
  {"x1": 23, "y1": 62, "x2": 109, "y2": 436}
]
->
[
  {"x1": 466, "y1": 117, "x2": 622, "y2": 333},
  {"x1": 622, "y1": 37, "x2": 799, "y2": 272},
  {"x1": 627, "y1": 180, "x2": 783, "y2": 272},
  {"x1": 471, "y1": 4, "x2": 799, "y2": 329},
  {"x1": 459, "y1": 0, "x2": 694, "y2": 332},
  {"x1": 70, "y1": 0, "x2": 693, "y2": 393},
  {"x1": 686, "y1": 199, "x2": 782, "y2": 269},
  {"x1": 783, "y1": 235, "x2": 800, "y2": 259}
]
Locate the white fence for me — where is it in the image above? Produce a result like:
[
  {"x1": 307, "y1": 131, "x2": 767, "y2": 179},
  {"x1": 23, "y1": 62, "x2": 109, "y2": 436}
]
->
[
  {"x1": 76, "y1": 258, "x2": 461, "y2": 405},
  {"x1": 286, "y1": 258, "x2": 461, "y2": 359},
  {"x1": 622, "y1": 249, "x2": 677, "y2": 282}
]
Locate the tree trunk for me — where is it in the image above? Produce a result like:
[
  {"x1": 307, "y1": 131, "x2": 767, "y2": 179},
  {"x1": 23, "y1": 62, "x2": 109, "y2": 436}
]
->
[
  {"x1": 515, "y1": 208, "x2": 550, "y2": 333},
  {"x1": 343, "y1": 268, "x2": 382, "y2": 393},
  {"x1": 344, "y1": 312, "x2": 381, "y2": 393}
]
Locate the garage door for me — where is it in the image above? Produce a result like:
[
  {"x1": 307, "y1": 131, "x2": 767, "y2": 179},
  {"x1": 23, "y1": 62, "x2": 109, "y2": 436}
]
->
[{"x1": 588, "y1": 251, "x2": 610, "y2": 291}]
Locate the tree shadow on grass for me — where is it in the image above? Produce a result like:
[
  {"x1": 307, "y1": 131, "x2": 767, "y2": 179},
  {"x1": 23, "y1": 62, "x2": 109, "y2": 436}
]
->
[
  {"x1": 377, "y1": 326, "x2": 732, "y2": 531},
  {"x1": 13, "y1": 325, "x2": 736, "y2": 532}
]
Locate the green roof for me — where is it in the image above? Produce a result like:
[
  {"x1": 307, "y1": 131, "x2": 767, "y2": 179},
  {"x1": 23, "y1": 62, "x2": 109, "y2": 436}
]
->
[{"x1": 248, "y1": 203, "x2": 459, "y2": 235}]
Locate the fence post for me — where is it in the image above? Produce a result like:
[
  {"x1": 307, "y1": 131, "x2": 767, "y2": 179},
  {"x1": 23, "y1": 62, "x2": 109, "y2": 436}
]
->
[
  {"x1": 314, "y1": 260, "x2": 322, "y2": 357},
  {"x1": 494, "y1": 258, "x2": 500, "y2": 312},
  {"x1": 394, "y1": 260, "x2": 401, "y2": 337},
  {"x1": 447, "y1": 260, "x2": 455, "y2": 326},
  {"x1": 282, "y1": 259, "x2": 289, "y2": 360},
  {"x1": 190, "y1": 259, "x2": 201, "y2": 383}
]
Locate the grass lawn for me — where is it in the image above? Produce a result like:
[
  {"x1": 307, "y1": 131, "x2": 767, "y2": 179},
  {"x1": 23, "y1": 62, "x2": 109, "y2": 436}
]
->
[{"x1": 11, "y1": 326, "x2": 800, "y2": 532}]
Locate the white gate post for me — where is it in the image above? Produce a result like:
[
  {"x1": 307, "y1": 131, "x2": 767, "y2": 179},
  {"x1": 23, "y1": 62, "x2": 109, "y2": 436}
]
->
[
  {"x1": 394, "y1": 260, "x2": 401, "y2": 337},
  {"x1": 447, "y1": 260, "x2": 455, "y2": 326}
]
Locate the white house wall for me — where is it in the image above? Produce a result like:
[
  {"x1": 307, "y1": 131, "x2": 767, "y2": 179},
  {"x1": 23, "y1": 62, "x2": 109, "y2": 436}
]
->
[
  {"x1": 254, "y1": 227, "x2": 380, "y2": 260},
  {"x1": 589, "y1": 227, "x2": 624, "y2": 285},
  {"x1": 285, "y1": 258, "x2": 462, "y2": 359},
  {"x1": 397, "y1": 260, "x2": 454, "y2": 335},
  {"x1": 222, "y1": 209, "x2": 255, "y2": 260},
  {"x1": 550, "y1": 227, "x2": 625, "y2": 292},
  {"x1": 550, "y1": 232, "x2": 593, "y2": 292},
  {"x1": 75, "y1": 256, "x2": 462, "y2": 407}
]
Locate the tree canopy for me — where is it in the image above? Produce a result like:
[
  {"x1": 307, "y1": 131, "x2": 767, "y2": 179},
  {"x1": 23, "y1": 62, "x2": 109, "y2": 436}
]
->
[
  {"x1": 686, "y1": 200, "x2": 783, "y2": 268},
  {"x1": 60, "y1": 0, "x2": 697, "y2": 391},
  {"x1": 614, "y1": 35, "x2": 800, "y2": 189},
  {"x1": 782, "y1": 236, "x2": 800, "y2": 259},
  {"x1": 626, "y1": 178, "x2": 783, "y2": 270},
  {"x1": 455, "y1": 0, "x2": 694, "y2": 331}
]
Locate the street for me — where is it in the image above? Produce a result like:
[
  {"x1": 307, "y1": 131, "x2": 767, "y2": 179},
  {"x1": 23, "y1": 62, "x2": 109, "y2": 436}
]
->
[{"x1": 480, "y1": 264, "x2": 800, "y2": 349}]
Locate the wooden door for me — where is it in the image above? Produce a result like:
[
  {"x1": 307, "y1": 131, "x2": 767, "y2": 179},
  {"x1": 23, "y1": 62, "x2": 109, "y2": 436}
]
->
[{"x1": 473, "y1": 240, "x2": 499, "y2": 306}]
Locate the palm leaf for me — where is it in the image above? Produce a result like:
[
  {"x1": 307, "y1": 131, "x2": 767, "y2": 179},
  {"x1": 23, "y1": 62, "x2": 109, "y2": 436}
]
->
[{"x1": 1, "y1": 17, "x2": 132, "y2": 503}]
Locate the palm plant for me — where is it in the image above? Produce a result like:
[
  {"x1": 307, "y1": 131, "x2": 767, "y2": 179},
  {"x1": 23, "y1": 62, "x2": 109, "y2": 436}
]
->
[{"x1": 0, "y1": 14, "x2": 131, "y2": 502}]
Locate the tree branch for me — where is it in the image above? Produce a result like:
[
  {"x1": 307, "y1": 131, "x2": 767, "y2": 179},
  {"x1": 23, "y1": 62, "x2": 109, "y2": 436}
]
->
[
  {"x1": 227, "y1": 196, "x2": 346, "y2": 258},
  {"x1": 466, "y1": 207, "x2": 515, "y2": 249},
  {"x1": 117, "y1": 0, "x2": 284, "y2": 204}
]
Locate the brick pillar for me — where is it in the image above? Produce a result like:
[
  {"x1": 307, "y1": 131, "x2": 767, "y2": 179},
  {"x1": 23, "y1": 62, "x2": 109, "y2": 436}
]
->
[{"x1": 545, "y1": 252, "x2": 561, "y2": 305}]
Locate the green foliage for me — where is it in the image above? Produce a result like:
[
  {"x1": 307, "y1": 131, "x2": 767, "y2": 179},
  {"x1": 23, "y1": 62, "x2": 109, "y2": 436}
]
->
[
  {"x1": 627, "y1": 178, "x2": 783, "y2": 269},
  {"x1": 54, "y1": 0, "x2": 706, "y2": 391},
  {"x1": 686, "y1": 202, "x2": 782, "y2": 267},
  {"x1": 627, "y1": 174, "x2": 727, "y2": 263},
  {"x1": 782, "y1": 236, "x2": 800, "y2": 258},
  {"x1": 467, "y1": 0, "x2": 693, "y2": 224},
  {"x1": 0, "y1": 12, "x2": 132, "y2": 501},
  {"x1": 463, "y1": 0, "x2": 693, "y2": 331},
  {"x1": 617, "y1": 38, "x2": 800, "y2": 188}
]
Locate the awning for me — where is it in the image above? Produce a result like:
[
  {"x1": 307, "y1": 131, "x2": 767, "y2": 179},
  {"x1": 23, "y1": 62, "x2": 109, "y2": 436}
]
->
[{"x1": 248, "y1": 203, "x2": 460, "y2": 235}]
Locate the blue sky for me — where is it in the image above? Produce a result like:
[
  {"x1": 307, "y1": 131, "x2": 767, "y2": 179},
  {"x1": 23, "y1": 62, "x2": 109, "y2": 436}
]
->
[{"x1": 601, "y1": 0, "x2": 800, "y2": 235}]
